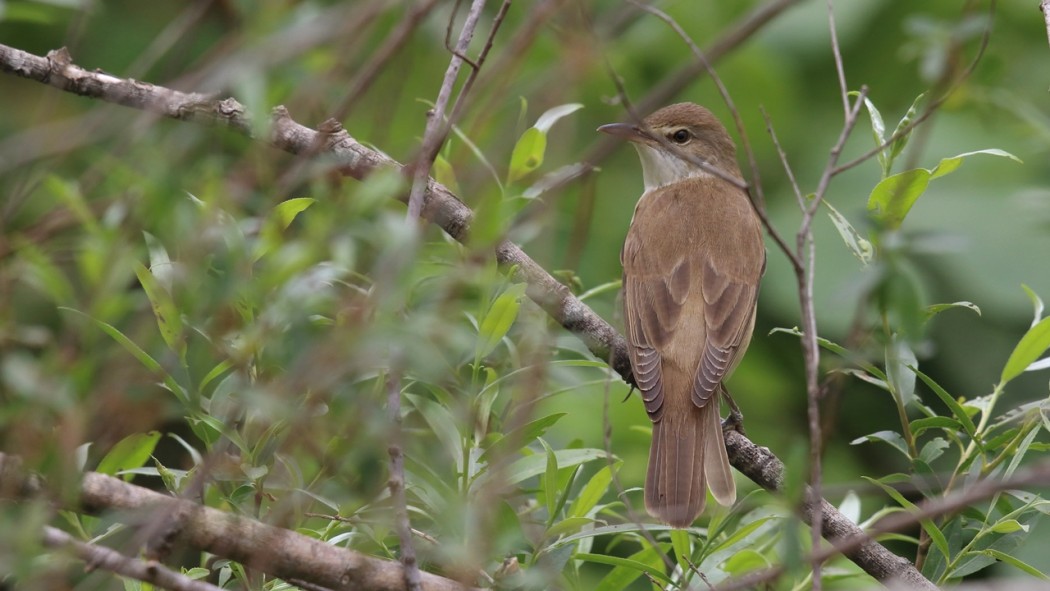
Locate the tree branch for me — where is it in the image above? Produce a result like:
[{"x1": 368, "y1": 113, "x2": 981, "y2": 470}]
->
[
  {"x1": 42, "y1": 526, "x2": 223, "y2": 591},
  {"x1": 0, "y1": 454, "x2": 475, "y2": 591},
  {"x1": 0, "y1": 42, "x2": 931, "y2": 589}
]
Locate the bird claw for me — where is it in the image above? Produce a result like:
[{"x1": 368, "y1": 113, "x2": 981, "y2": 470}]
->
[{"x1": 721, "y1": 409, "x2": 746, "y2": 436}]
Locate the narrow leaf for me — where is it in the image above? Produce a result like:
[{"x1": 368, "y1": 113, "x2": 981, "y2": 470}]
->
[
  {"x1": 864, "y1": 477, "x2": 949, "y2": 559},
  {"x1": 824, "y1": 200, "x2": 873, "y2": 265},
  {"x1": 134, "y1": 262, "x2": 185, "y2": 362},
  {"x1": 887, "y1": 93, "x2": 925, "y2": 164},
  {"x1": 534, "y1": 103, "x2": 584, "y2": 134},
  {"x1": 981, "y1": 549, "x2": 1049, "y2": 579},
  {"x1": 569, "y1": 462, "x2": 619, "y2": 518},
  {"x1": 475, "y1": 283, "x2": 526, "y2": 362},
  {"x1": 1001, "y1": 315, "x2": 1050, "y2": 385},
  {"x1": 930, "y1": 149, "x2": 1022, "y2": 180},
  {"x1": 1022, "y1": 284, "x2": 1044, "y2": 328},
  {"x1": 910, "y1": 365, "x2": 978, "y2": 439},
  {"x1": 925, "y1": 301, "x2": 981, "y2": 320},
  {"x1": 97, "y1": 431, "x2": 162, "y2": 481}
]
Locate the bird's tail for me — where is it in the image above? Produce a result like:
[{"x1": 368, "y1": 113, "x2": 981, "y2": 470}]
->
[{"x1": 645, "y1": 399, "x2": 735, "y2": 528}]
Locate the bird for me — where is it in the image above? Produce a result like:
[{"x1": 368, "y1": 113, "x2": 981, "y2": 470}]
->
[{"x1": 598, "y1": 102, "x2": 765, "y2": 527}]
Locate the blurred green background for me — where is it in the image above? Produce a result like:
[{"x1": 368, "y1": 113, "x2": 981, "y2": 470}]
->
[{"x1": 2, "y1": 0, "x2": 1049, "y2": 587}]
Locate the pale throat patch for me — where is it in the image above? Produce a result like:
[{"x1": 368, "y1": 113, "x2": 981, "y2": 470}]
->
[{"x1": 633, "y1": 143, "x2": 713, "y2": 193}]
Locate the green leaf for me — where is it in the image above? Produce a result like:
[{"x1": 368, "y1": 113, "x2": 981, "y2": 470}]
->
[
  {"x1": 886, "y1": 337, "x2": 917, "y2": 407},
  {"x1": 909, "y1": 416, "x2": 963, "y2": 437},
  {"x1": 1001, "y1": 315, "x2": 1050, "y2": 385},
  {"x1": 58, "y1": 307, "x2": 188, "y2": 404},
  {"x1": 134, "y1": 262, "x2": 185, "y2": 362},
  {"x1": 670, "y1": 528, "x2": 692, "y2": 568},
  {"x1": 988, "y1": 519, "x2": 1027, "y2": 534},
  {"x1": 925, "y1": 301, "x2": 981, "y2": 320},
  {"x1": 479, "y1": 413, "x2": 568, "y2": 464},
  {"x1": 479, "y1": 448, "x2": 606, "y2": 489},
  {"x1": 824, "y1": 200, "x2": 873, "y2": 265},
  {"x1": 569, "y1": 462, "x2": 619, "y2": 518},
  {"x1": 887, "y1": 93, "x2": 925, "y2": 166},
  {"x1": 96, "y1": 432, "x2": 162, "y2": 481},
  {"x1": 852, "y1": 92, "x2": 887, "y2": 174},
  {"x1": 273, "y1": 197, "x2": 315, "y2": 228},
  {"x1": 541, "y1": 438, "x2": 559, "y2": 519},
  {"x1": 981, "y1": 549, "x2": 1048, "y2": 579},
  {"x1": 433, "y1": 153, "x2": 460, "y2": 195},
  {"x1": 15, "y1": 241, "x2": 75, "y2": 305},
  {"x1": 864, "y1": 477, "x2": 949, "y2": 559},
  {"x1": 474, "y1": 283, "x2": 526, "y2": 363},
  {"x1": 910, "y1": 366, "x2": 978, "y2": 440},
  {"x1": 534, "y1": 103, "x2": 584, "y2": 133},
  {"x1": 919, "y1": 437, "x2": 949, "y2": 464},
  {"x1": 1022, "y1": 284, "x2": 1044, "y2": 328},
  {"x1": 507, "y1": 127, "x2": 547, "y2": 183},
  {"x1": 867, "y1": 168, "x2": 932, "y2": 228},
  {"x1": 405, "y1": 393, "x2": 463, "y2": 472},
  {"x1": 850, "y1": 430, "x2": 910, "y2": 459},
  {"x1": 930, "y1": 149, "x2": 1022, "y2": 180},
  {"x1": 255, "y1": 197, "x2": 316, "y2": 261},
  {"x1": 580, "y1": 549, "x2": 674, "y2": 589},
  {"x1": 545, "y1": 516, "x2": 593, "y2": 540}
]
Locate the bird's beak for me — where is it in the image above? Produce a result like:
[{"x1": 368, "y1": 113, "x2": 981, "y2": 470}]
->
[{"x1": 597, "y1": 122, "x2": 653, "y2": 144}]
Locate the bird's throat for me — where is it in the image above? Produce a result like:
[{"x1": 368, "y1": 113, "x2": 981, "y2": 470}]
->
[{"x1": 633, "y1": 144, "x2": 711, "y2": 193}]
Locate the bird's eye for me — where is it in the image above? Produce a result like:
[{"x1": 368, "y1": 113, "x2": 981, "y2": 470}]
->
[{"x1": 670, "y1": 129, "x2": 690, "y2": 144}]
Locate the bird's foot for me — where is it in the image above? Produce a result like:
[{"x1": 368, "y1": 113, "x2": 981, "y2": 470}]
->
[{"x1": 721, "y1": 409, "x2": 746, "y2": 436}]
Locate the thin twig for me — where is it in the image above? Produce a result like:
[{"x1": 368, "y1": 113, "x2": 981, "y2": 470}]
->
[
  {"x1": 406, "y1": 0, "x2": 489, "y2": 220},
  {"x1": 385, "y1": 369, "x2": 421, "y2": 591},
  {"x1": 42, "y1": 526, "x2": 222, "y2": 591},
  {"x1": 827, "y1": 0, "x2": 849, "y2": 120}
]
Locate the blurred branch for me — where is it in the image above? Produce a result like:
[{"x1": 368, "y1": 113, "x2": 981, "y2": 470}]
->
[
  {"x1": 0, "y1": 42, "x2": 929, "y2": 588},
  {"x1": 0, "y1": 454, "x2": 476, "y2": 591},
  {"x1": 386, "y1": 369, "x2": 422, "y2": 591},
  {"x1": 406, "y1": 0, "x2": 490, "y2": 219},
  {"x1": 41, "y1": 526, "x2": 222, "y2": 591}
]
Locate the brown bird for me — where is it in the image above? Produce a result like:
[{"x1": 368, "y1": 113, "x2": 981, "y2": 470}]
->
[{"x1": 598, "y1": 103, "x2": 765, "y2": 527}]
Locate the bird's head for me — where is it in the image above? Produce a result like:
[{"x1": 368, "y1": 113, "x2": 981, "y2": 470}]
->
[{"x1": 598, "y1": 102, "x2": 741, "y2": 192}]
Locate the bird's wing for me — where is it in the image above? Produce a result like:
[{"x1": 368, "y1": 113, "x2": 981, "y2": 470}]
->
[
  {"x1": 622, "y1": 248, "x2": 691, "y2": 422},
  {"x1": 689, "y1": 258, "x2": 759, "y2": 408}
]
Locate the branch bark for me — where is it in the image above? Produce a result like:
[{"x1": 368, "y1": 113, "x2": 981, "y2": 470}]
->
[
  {"x1": 0, "y1": 454, "x2": 475, "y2": 591},
  {"x1": 0, "y1": 42, "x2": 932, "y2": 589}
]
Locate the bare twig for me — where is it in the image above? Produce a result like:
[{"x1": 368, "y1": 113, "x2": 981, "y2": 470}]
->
[
  {"x1": 406, "y1": 0, "x2": 488, "y2": 220},
  {"x1": 827, "y1": 0, "x2": 849, "y2": 119},
  {"x1": 42, "y1": 526, "x2": 222, "y2": 591},
  {"x1": 386, "y1": 369, "x2": 422, "y2": 591}
]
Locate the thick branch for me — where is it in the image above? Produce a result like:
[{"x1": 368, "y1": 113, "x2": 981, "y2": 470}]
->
[
  {"x1": 0, "y1": 454, "x2": 474, "y2": 591},
  {"x1": 42, "y1": 526, "x2": 222, "y2": 591},
  {"x1": 1, "y1": 42, "x2": 927, "y2": 588}
]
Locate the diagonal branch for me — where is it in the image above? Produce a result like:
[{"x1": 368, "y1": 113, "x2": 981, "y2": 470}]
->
[{"x1": 0, "y1": 42, "x2": 932, "y2": 589}]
